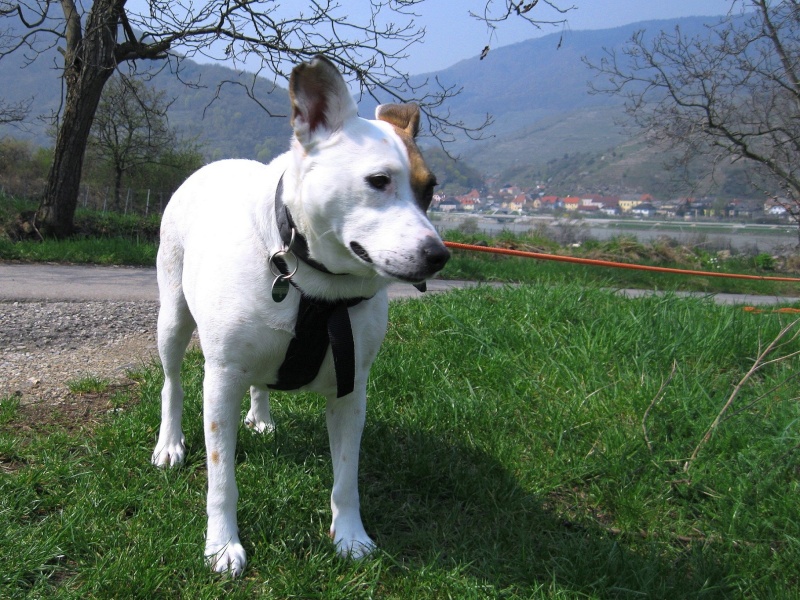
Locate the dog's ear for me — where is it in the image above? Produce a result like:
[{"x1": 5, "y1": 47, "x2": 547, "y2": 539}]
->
[
  {"x1": 290, "y1": 55, "x2": 357, "y2": 148},
  {"x1": 376, "y1": 103, "x2": 421, "y2": 138}
]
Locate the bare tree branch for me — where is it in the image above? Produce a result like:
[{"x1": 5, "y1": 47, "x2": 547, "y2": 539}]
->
[
  {"x1": 585, "y1": 1, "x2": 800, "y2": 244},
  {"x1": 0, "y1": 0, "x2": 572, "y2": 235},
  {"x1": 0, "y1": 96, "x2": 32, "y2": 124}
]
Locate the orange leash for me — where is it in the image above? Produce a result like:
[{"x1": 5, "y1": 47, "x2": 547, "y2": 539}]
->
[{"x1": 443, "y1": 241, "x2": 800, "y2": 283}]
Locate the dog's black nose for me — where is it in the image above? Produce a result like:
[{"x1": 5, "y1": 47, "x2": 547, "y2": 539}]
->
[{"x1": 421, "y1": 238, "x2": 450, "y2": 273}]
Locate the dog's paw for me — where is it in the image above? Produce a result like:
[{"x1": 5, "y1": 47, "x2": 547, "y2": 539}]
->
[
  {"x1": 330, "y1": 526, "x2": 376, "y2": 559},
  {"x1": 151, "y1": 434, "x2": 186, "y2": 467},
  {"x1": 244, "y1": 411, "x2": 275, "y2": 434},
  {"x1": 206, "y1": 541, "x2": 247, "y2": 577}
]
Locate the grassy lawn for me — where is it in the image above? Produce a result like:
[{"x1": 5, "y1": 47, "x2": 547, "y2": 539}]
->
[
  {"x1": 3, "y1": 196, "x2": 800, "y2": 295},
  {"x1": 442, "y1": 230, "x2": 800, "y2": 297},
  {"x1": 2, "y1": 283, "x2": 800, "y2": 598}
]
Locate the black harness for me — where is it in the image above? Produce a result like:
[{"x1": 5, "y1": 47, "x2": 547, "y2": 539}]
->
[{"x1": 267, "y1": 176, "x2": 366, "y2": 398}]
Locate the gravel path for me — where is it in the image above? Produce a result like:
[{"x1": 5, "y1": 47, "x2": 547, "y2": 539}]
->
[
  {"x1": 0, "y1": 263, "x2": 480, "y2": 406},
  {"x1": 2, "y1": 262, "x2": 797, "y2": 408},
  {"x1": 0, "y1": 300, "x2": 160, "y2": 404}
]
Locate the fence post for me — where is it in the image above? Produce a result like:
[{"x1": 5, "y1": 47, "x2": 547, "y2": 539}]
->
[
  {"x1": 145, "y1": 189, "x2": 150, "y2": 216},
  {"x1": 124, "y1": 188, "x2": 131, "y2": 215}
]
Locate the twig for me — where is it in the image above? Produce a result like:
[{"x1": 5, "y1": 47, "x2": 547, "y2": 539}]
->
[
  {"x1": 684, "y1": 318, "x2": 800, "y2": 472},
  {"x1": 30, "y1": 211, "x2": 44, "y2": 242},
  {"x1": 642, "y1": 360, "x2": 677, "y2": 454}
]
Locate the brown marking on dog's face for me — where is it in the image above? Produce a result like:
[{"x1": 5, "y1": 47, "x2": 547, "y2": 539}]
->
[{"x1": 376, "y1": 103, "x2": 437, "y2": 211}]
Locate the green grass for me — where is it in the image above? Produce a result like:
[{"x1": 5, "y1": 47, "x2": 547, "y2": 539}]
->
[
  {"x1": 0, "y1": 196, "x2": 159, "y2": 265},
  {"x1": 2, "y1": 283, "x2": 800, "y2": 597},
  {"x1": 0, "y1": 235, "x2": 158, "y2": 266},
  {"x1": 444, "y1": 230, "x2": 800, "y2": 297},
  {"x1": 67, "y1": 377, "x2": 113, "y2": 396},
  {"x1": 3, "y1": 195, "x2": 799, "y2": 294}
]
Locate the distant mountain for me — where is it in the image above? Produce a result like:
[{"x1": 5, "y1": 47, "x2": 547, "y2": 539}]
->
[
  {"x1": 410, "y1": 17, "x2": 720, "y2": 172},
  {"x1": 1, "y1": 15, "x2": 736, "y2": 196},
  {"x1": 0, "y1": 40, "x2": 293, "y2": 162}
]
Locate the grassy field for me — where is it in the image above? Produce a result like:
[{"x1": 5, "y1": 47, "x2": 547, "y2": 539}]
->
[
  {"x1": 3, "y1": 195, "x2": 800, "y2": 295},
  {"x1": 0, "y1": 198, "x2": 159, "y2": 266},
  {"x1": 2, "y1": 283, "x2": 800, "y2": 598}
]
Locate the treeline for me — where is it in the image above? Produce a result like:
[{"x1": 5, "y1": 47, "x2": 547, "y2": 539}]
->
[{"x1": 0, "y1": 136, "x2": 203, "y2": 216}]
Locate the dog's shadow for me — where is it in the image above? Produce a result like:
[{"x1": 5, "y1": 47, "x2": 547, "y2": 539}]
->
[{"x1": 234, "y1": 409, "x2": 732, "y2": 597}]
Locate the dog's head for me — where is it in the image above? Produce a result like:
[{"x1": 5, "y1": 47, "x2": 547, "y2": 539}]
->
[{"x1": 287, "y1": 56, "x2": 449, "y2": 284}]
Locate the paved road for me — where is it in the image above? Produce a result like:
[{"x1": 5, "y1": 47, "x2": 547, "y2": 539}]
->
[
  {"x1": 0, "y1": 262, "x2": 478, "y2": 302},
  {"x1": 0, "y1": 262, "x2": 798, "y2": 305}
]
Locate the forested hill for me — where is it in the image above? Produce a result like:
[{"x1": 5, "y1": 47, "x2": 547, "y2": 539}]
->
[
  {"x1": 0, "y1": 40, "x2": 293, "y2": 163},
  {"x1": 0, "y1": 14, "x2": 725, "y2": 192}
]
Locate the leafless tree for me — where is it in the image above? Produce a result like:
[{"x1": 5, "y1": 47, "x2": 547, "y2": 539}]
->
[
  {"x1": 0, "y1": 96, "x2": 32, "y2": 125},
  {"x1": 0, "y1": 0, "x2": 572, "y2": 237},
  {"x1": 87, "y1": 75, "x2": 176, "y2": 209},
  {"x1": 585, "y1": 0, "x2": 800, "y2": 245},
  {"x1": 470, "y1": 0, "x2": 574, "y2": 50}
]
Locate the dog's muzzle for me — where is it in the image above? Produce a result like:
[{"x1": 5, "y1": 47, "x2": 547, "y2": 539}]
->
[
  {"x1": 350, "y1": 237, "x2": 450, "y2": 282},
  {"x1": 421, "y1": 238, "x2": 450, "y2": 274}
]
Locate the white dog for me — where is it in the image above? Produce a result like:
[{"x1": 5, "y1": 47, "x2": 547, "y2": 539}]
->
[{"x1": 151, "y1": 55, "x2": 449, "y2": 576}]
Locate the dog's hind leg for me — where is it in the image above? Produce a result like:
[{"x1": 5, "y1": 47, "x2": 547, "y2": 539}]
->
[
  {"x1": 152, "y1": 262, "x2": 196, "y2": 468},
  {"x1": 326, "y1": 389, "x2": 376, "y2": 558},
  {"x1": 245, "y1": 385, "x2": 275, "y2": 434}
]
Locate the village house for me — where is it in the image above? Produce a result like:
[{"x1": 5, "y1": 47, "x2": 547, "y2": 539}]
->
[
  {"x1": 765, "y1": 198, "x2": 790, "y2": 216},
  {"x1": 618, "y1": 194, "x2": 644, "y2": 213},
  {"x1": 437, "y1": 198, "x2": 460, "y2": 212},
  {"x1": 563, "y1": 196, "x2": 581, "y2": 211},
  {"x1": 537, "y1": 195, "x2": 562, "y2": 211},
  {"x1": 630, "y1": 202, "x2": 657, "y2": 217},
  {"x1": 505, "y1": 193, "x2": 529, "y2": 212},
  {"x1": 498, "y1": 184, "x2": 522, "y2": 197},
  {"x1": 656, "y1": 201, "x2": 682, "y2": 218},
  {"x1": 728, "y1": 198, "x2": 764, "y2": 219},
  {"x1": 576, "y1": 195, "x2": 620, "y2": 216},
  {"x1": 456, "y1": 189, "x2": 482, "y2": 211},
  {"x1": 597, "y1": 196, "x2": 620, "y2": 216}
]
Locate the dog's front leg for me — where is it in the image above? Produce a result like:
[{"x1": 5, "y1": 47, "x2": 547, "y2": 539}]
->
[
  {"x1": 326, "y1": 388, "x2": 375, "y2": 558},
  {"x1": 203, "y1": 366, "x2": 248, "y2": 576}
]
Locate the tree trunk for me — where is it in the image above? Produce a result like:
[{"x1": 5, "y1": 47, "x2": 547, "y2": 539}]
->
[
  {"x1": 114, "y1": 167, "x2": 124, "y2": 211},
  {"x1": 36, "y1": 0, "x2": 121, "y2": 238}
]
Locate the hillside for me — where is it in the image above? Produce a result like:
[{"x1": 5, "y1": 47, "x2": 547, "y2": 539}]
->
[
  {"x1": 0, "y1": 43, "x2": 293, "y2": 162},
  {"x1": 0, "y1": 15, "x2": 740, "y2": 196}
]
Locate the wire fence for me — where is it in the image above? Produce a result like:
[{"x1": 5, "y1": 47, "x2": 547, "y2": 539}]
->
[
  {"x1": 0, "y1": 180, "x2": 176, "y2": 218},
  {"x1": 76, "y1": 186, "x2": 173, "y2": 217}
]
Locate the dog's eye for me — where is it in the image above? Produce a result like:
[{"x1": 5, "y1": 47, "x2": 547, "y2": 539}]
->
[{"x1": 366, "y1": 174, "x2": 391, "y2": 191}]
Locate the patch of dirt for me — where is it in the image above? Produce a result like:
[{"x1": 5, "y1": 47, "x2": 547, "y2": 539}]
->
[{"x1": 1, "y1": 300, "x2": 161, "y2": 430}]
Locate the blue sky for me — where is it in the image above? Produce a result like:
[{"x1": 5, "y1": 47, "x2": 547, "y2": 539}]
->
[
  {"x1": 403, "y1": 0, "x2": 730, "y2": 74},
  {"x1": 133, "y1": 0, "x2": 732, "y2": 79}
]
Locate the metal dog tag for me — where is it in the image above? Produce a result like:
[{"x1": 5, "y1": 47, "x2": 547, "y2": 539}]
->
[{"x1": 271, "y1": 276, "x2": 290, "y2": 303}]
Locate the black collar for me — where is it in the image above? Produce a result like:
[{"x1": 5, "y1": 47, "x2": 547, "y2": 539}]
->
[
  {"x1": 270, "y1": 173, "x2": 366, "y2": 398},
  {"x1": 274, "y1": 174, "x2": 340, "y2": 275}
]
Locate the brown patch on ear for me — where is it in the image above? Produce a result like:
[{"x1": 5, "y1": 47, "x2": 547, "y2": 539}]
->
[
  {"x1": 376, "y1": 103, "x2": 421, "y2": 137},
  {"x1": 376, "y1": 103, "x2": 436, "y2": 210}
]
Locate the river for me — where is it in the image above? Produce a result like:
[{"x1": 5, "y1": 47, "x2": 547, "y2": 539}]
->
[{"x1": 433, "y1": 213, "x2": 798, "y2": 255}]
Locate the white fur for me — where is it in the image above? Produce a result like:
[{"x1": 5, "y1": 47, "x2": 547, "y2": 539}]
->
[{"x1": 151, "y1": 56, "x2": 448, "y2": 576}]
